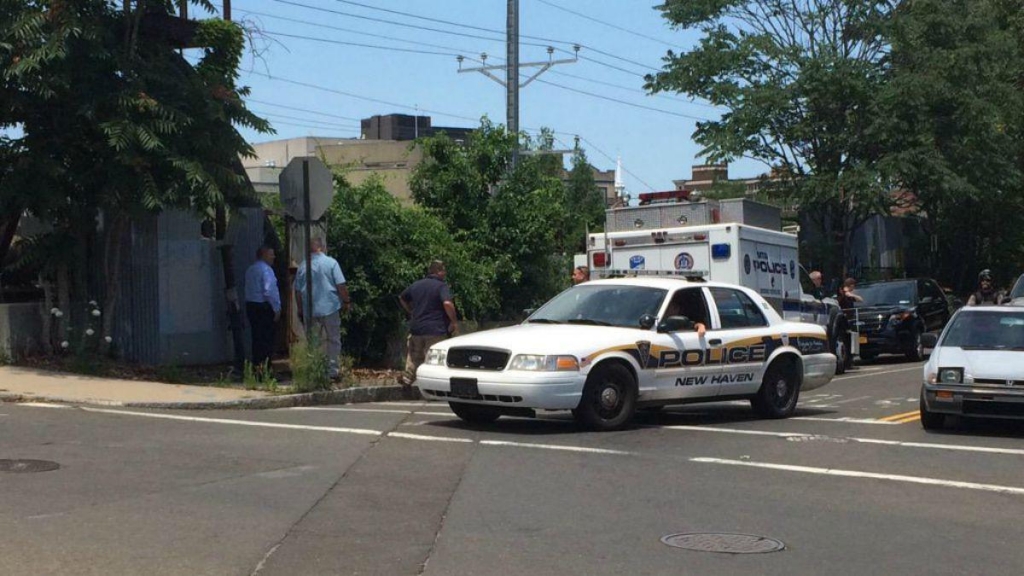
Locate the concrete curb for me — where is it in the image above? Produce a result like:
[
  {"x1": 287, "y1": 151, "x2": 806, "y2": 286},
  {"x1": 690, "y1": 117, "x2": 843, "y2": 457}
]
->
[{"x1": 0, "y1": 385, "x2": 424, "y2": 410}]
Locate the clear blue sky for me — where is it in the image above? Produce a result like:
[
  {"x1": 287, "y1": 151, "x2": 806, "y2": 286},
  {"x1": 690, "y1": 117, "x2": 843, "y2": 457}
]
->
[{"x1": 198, "y1": 0, "x2": 764, "y2": 193}]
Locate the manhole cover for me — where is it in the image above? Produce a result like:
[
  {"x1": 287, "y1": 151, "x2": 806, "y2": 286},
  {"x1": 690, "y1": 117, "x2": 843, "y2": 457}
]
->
[
  {"x1": 0, "y1": 459, "x2": 60, "y2": 473},
  {"x1": 661, "y1": 533, "x2": 785, "y2": 554}
]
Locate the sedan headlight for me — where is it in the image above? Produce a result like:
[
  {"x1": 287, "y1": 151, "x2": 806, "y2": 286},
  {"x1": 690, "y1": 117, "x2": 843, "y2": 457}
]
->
[
  {"x1": 938, "y1": 367, "x2": 964, "y2": 384},
  {"x1": 424, "y1": 348, "x2": 448, "y2": 366},
  {"x1": 509, "y1": 354, "x2": 580, "y2": 372}
]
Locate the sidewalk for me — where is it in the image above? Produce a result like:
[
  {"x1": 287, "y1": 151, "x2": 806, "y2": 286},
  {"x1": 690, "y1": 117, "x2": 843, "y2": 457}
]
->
[{"x1": 0, "y1": 365, "x2": 418, "y2": 409}]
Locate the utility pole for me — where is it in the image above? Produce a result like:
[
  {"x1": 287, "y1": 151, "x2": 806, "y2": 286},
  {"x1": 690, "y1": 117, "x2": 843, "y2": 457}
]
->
[
  {"x1": 457, "y1": 0, "x2": 578, "y2": 170},
  {"x1": 506, "y1": 0, "x2": 519, "y2": 168}
]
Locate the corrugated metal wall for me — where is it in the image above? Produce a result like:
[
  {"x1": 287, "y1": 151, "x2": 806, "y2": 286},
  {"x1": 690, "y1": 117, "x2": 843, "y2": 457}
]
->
[{"x1": 116, "y1": 216, "x2": 161, "y2": 364}]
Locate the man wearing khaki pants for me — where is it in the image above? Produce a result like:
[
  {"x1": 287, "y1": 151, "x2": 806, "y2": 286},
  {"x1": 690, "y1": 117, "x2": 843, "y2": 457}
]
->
[{"x1": 399, "y1": 260, "x2": 459, "y2": 386}]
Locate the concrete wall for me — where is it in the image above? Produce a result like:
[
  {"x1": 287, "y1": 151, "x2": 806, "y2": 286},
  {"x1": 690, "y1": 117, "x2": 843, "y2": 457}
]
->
[{"x1": 0, "y1": 303, "x2": 44, "y2": 360}]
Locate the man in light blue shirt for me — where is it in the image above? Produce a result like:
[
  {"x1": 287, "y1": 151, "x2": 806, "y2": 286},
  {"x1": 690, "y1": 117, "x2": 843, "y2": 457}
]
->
[
  {"x1": 244, "y1": 246, "x2": 281, "y2": 372},
  {"x1": 294, "y1": 237, "x2": 351, "y2": 379}
]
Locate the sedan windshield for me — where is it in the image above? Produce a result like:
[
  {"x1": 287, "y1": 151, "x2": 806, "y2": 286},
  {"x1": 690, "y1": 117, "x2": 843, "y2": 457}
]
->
[
  {"x1": 855, "y1": 281, "x2": 916, "y2": 307},
  {"x1": 1010, "y1": 274, "x2": 1024, "y2": 300},
  {"x1": 941, "y1": 310, "x2": 1024, "y2": 350},
  {"x1": 527, "y1": 285, "x2": 667, "y2": 329}
]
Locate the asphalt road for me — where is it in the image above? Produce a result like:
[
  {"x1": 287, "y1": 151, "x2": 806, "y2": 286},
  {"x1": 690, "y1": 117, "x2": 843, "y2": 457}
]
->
[{"x1": 3, "y1": 357, "x2": 1024, "y2": 575}]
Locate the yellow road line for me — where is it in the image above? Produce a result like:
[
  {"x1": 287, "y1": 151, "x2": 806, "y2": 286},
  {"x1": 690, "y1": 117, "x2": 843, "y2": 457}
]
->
[
  {"x1": 878, "y1": 410, "x2": 920, "y2": 422},
  {"x1": 892, "y1": 414, "x2": 922, "y2": 424}
]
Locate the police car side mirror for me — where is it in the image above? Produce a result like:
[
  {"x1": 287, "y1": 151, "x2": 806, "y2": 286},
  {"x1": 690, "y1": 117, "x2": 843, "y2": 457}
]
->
[
  {"x1": 921, "y1": 333, "x2": 939, "y2": 348},
  {"x1": 920, "y1": 296, "x2": 934, "y2": 305},
  {"x1": 657, "y1": 316, "x2": 695, "y2": 333},
  {"x1": 639, "y1": 314, "x2": 657, "y2": 330}
]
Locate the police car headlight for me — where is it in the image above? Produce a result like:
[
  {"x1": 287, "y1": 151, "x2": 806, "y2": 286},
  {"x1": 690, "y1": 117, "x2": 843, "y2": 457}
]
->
[
  {"x1": 424, "y1": 348, "x2": 447, "y2": 366},
  {"x1": 938, "y1": 367, "x2": 963, "y2": 384},
  {"x1": 509, "y1": 354, "x2": 579, "y2": 372}
]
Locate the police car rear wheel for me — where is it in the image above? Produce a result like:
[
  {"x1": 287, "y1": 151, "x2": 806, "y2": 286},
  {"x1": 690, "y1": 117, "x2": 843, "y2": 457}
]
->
[
  {"x1": 449, "y1": 402, "x2": 502, "y2": 424},
  {"x1": 751, "y1": 360, "x2": 800, "y2": 419},
  {"x1": 574, "y1": 363, "x2": 637, "y2": 431}
]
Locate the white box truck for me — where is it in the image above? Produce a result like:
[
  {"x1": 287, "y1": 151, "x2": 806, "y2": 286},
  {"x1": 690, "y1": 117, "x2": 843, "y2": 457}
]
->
[{"x1": 585, "y1": 222, "x2": 856, "y2": 373}]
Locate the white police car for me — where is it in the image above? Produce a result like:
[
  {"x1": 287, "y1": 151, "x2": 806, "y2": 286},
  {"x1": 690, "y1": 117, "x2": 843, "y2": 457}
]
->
[
  {"x1": 416, "y1": 278, "x2": 837, "y2": 430},
  {"x1": 920, "y1": 306, "x2": 1024, "y2": 430}
]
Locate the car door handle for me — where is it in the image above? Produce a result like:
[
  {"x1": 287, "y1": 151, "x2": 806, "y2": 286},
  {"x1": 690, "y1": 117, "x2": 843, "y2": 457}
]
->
[{"x1": 708, "y1": 338, "x2": 723, "y2": 347}]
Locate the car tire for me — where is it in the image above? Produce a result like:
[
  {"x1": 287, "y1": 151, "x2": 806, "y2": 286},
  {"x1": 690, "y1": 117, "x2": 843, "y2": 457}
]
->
[
  {"x1": 573, "y1": 363, "x2": 637, "y2": 431},
  {"x1": 906, "y1": 327, "x2": 924, "y2": 361},
  {"x1": 449, "y1": 402, "x2": 502, "y2": 424},
  {"x1": 751, "y1": 358, "x2": 801, "y2": 419},
  {"x1": 919, "y1": 392, "x2": 945, "y2": 431}
]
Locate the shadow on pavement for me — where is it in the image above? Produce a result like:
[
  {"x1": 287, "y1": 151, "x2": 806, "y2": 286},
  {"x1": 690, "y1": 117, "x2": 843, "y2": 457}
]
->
[{"x1": 923, "y1": 416, "x2": 1024, "y2": 440}]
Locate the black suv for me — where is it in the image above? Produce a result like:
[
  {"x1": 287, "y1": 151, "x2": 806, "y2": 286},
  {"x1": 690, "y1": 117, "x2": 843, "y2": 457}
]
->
[{"x1": 846, "y1": 278, "x2": 951, "y2": 361}]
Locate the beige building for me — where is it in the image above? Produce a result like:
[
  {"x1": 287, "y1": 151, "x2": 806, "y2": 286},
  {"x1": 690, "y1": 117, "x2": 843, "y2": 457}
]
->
[{"x1": 244, "y1": 136, "x2": 424, "y2": 204}]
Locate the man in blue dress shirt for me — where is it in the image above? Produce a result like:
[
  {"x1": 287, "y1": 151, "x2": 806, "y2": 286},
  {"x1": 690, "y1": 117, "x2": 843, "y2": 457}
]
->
[
  {"x1": 244, "y1": 246, "x2": 281, "y2": 373},
  {"x1": 294, "y1": 238, "x2": 351, "y2": 380}
]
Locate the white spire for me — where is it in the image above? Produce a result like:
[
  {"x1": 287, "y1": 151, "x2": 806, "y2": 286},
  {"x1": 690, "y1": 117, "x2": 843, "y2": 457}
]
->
[{"x1": 614, "y1": 156, "x2": 625, "y2": 198}]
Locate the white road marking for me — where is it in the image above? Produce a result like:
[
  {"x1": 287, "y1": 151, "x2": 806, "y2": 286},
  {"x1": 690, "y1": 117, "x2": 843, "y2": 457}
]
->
[
  {"x1": 791, "y1": 416, "x2": 899, "y2": 425},
  {"x1": 662, "y1": 425, "x2": 808, "y2": 438},
  {"x1": 287, "y1": 406, "x2": 454, "y2": 417},
  {"x1": 692, "y1": 457, "x2": 1024, "y2": 496},
  {"x1": 833, "y1": 395, "x2": 873, "y2": 405},
  {"x1": 834, "y1": 366, "x2": 922, "y2": 381},
  {"x1": 15, "y1": 402, "x2": 71, "y2": 409},
  {"x1": 479, "y1": 440, "x2": 630, "y2": 455},
  {"x1": 80, "y1": 408, "x2": 383, "y2": 436},
  {"x1": 667, "y1": 424, "x2": 1024, "y2": 457},
  {"x1": 388, "y1": 432, "x2": 473, "y2": 443},
  {"x1": 289, "y1": 407, "x2": 414, "y2": 414}
]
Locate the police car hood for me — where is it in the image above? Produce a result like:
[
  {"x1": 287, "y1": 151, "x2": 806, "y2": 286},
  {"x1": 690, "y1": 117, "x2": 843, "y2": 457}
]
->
[
  {"x1": 932, "y1": 347, "x2": 1024, "y2": 380},
  {"x1": 437, "y1": 323, "x2": 650, "y2": 355}
]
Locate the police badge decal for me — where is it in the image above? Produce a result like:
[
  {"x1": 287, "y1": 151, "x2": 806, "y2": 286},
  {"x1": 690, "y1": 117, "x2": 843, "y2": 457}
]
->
[{"x1": 636, "y1": 340, "x2": 652, "y2": 368}]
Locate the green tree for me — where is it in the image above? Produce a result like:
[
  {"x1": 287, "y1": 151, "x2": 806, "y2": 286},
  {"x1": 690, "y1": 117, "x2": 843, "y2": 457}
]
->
[
  {"x1": 325, "y1": 175, "x2": 498, "y2": 365},
  {"x1": 564, "y1": 147, "x2": 606, "y2": 253},
  {"x1": 410, "y1": 121, "x2": 580, "y2": 319},
  {"x1": 647, "y1": 0, "x2": 895, "y2": 278},
  {"x1": 1, "y1": 1, "x2": 269, "y2": 343},
  {"x1": 874, "y1": 0, "x2": 1024, "y2": 291}
]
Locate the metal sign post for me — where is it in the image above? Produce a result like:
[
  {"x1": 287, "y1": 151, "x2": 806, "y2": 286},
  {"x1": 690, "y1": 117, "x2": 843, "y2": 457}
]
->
[
  {"x1": 279, "y1": 156, "x2": 335, "y2": 344},
  {"x1": 302, "y1": 160, "x2": 313, "y2": 342}
]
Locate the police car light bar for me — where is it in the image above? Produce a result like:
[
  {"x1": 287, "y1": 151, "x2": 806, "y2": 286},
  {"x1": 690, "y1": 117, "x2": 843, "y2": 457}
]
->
[{"x1": 597, "y1": 269, "x2": 709, "y2": 281}]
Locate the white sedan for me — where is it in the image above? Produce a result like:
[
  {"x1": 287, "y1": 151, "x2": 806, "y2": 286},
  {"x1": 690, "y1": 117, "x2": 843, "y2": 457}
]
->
[
  {"x1": 416, "y1": 278, "x2": 836, "y2": 430},
  {"x1": 920, "y1": 306, "x2": 1024, "y2": 429}
]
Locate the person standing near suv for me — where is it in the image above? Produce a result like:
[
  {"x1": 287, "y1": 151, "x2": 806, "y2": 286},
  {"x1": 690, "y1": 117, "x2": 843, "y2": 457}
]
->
[{"x1": 399, "y1": 260, "x2": 459, "y2": 387}]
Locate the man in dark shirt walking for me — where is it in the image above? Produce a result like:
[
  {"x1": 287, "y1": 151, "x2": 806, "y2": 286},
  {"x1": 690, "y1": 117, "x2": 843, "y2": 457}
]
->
[{"x1": 399, "y1": 260, "x2": 459, "y2": 386}]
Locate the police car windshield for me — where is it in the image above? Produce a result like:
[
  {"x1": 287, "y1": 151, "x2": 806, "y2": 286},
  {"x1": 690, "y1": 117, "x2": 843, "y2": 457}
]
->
[
  {"x1": 941, "y1": 310, "x2": 1024, "y2": 350},
  {"x1": 855, "y1": 281, "x2": 916, "y2": 307},
  {"x1": 527, "y1": 285, "x2": 667, "y2": 329}
]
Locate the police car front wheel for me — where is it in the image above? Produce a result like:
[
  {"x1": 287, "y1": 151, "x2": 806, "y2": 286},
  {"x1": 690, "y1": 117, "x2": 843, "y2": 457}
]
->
[
  {"x1": 573, "y1": 363, "x2": 637, "y2": 431},
  {"x1": 751, "y1": 359, "x2": 801, "y2": 419}
]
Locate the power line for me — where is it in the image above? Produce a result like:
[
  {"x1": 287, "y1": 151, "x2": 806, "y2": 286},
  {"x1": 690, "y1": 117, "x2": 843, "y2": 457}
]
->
[
  {"x1": 263, "y1": 30, "x2": 461, "y2": 57},
  {"x1": 250, "y1": 109, "x2": 363, "y2": 129},
  {"x1": 534, "y1": 78, "x2": 711, "y2": 121},
  {"x1": 534, "y1": 0, "x2": 686, "y2": 51},
  {"x1": 247, "y1": 70, "x2": 482, "y2": 123},
  {"x1": 232, "y1": 7, "x2": 487, "y2": 57},
  {"x1": 266, "y1": 119, "x2": 359, "y2": 133},
  {"x1": 578, "y1": 136, "x2": 657, "y2": 192},
  {"x1": 247, "y1": 99, "x2": 363, "y2": 122},
  {"x1": 547, "y1": 70, "x2": 724, "y2": 110},
  {"x1": 323, "y1": 0, "x2": 661, "y2": 72}
]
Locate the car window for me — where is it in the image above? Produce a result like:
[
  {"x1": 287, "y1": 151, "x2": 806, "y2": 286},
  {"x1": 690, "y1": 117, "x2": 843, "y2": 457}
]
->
[
  {"x1": 709, "y1": 287, "x2": 768, "y2": 329},
  {"x1": 1011, "y1": 274, "x2": 1024, "y2": 300},
  {"x1": 527, "y1": 285, "x2": 667, "y2": 329},
  {"x1": 663, "y1": 288, "x2": 710, "y2": 326},
  {"x1": 924, "y1": 281, "x2": 944, "y2": 301}
]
